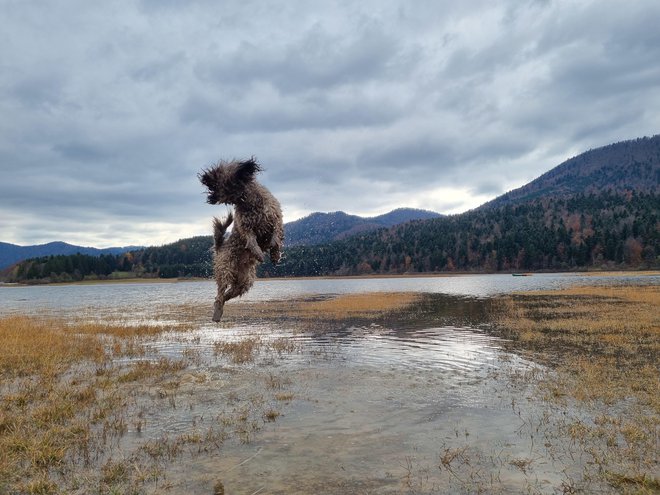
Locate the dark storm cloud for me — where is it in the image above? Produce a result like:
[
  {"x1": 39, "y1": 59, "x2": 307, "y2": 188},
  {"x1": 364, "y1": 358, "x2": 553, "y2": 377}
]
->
[{"x1": 1, "y1": 0, "x2": 658, "y2": 246}]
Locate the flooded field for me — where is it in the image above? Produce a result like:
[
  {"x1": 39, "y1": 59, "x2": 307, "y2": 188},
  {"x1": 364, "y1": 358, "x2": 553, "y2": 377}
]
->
[{"x1": 1, "y1": 273, "x2": 658, "y2": 494}]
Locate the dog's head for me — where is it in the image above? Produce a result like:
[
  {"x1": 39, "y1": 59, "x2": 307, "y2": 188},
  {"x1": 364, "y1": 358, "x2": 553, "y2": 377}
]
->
[{"x1": 198, "y1": 157, "x2": 262, "y2": 205}]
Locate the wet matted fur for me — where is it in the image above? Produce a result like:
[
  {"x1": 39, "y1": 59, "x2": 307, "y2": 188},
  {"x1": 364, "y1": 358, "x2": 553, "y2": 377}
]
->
[{"x1": 199, "y1": 158, "x2": 284, "y2": 321}]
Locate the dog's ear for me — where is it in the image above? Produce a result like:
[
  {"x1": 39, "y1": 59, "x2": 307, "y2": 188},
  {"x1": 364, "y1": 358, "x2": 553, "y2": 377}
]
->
[
  {"x1": 198, "y1": 167, "x2": 216, "y2": 189},
  {"x1": 235, "y1": 157, "x2": 262, "y2": 183}
]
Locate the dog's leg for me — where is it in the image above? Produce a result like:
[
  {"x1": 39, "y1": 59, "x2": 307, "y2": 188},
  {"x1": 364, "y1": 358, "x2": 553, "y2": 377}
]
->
[
  {"x1": 223, "y1": 282, "x2": 250, "y2": 302},
  {"x1": 213, "y1": 298, "x2": 225, "y2": 322},
  {"x1": 269, "y1": 225, "x2": 284, "y2": 264},
  {"x1": 213, "y1": 253, "x2": 231, "y2": 322},
  {"x1": 211, "y1": 215, "x2": 234, "y2": 322},
  {"x1": 213, "y1": 276, "x2": 228, "y2": 321},
  {"x1": 244, "y1": 232, "x2": 265, "y2": 262},
  {"x1": 270, "y1": 237, "x2": 282, "y2": 265},
  {"x1": 223, "y1": 265, "x2": 256, "y2": 302}
]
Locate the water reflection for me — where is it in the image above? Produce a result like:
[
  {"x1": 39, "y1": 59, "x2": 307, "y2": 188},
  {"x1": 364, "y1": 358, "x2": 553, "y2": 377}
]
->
[
  {"x1": 140, "y1": 314, "x2": 545, "y2": 494},
  {"x1": 291, "y1": 324, "x2": 501, "y2": 373}
]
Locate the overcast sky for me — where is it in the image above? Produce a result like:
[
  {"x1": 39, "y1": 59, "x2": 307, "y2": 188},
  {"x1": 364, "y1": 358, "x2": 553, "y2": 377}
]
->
[{"x1": 1, "y1": 0, "x2": 659, "y2": 247}]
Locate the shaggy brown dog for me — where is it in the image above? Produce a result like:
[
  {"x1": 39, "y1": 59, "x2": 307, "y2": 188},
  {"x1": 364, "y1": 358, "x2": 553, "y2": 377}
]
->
[{"x1": 199, "y1": 158, "x2": 284, "y2": 321}]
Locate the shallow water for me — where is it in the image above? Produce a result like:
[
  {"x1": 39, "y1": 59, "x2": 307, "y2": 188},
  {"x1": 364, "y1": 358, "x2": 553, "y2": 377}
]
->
[
  {"x1": 125, "y1": 312, "x2": 567, "y2": 494},
  {"x1": 1, "y1": 274, "x2": 657, "y2": 493}
]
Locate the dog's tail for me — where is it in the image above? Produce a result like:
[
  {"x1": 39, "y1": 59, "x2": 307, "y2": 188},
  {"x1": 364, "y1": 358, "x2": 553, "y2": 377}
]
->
[{"x1": 212, "y1": 212, "x2": 233, "y2": 252}]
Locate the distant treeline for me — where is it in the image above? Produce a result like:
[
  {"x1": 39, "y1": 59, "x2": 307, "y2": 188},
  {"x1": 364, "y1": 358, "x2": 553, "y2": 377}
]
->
[
  {"x1": 5, "y1": 236, "x2": 214, "y2": 283},
  {"x1": 263, "y1": 191, "x2": 659, "y2": 276},
  {"x1": 4, "y1": 191, "x2": 658, "y2": 284}
]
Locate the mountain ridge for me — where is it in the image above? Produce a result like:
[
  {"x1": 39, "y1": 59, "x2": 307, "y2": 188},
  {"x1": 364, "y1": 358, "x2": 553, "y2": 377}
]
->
[
  {"x1": 0, "y1": 241, "x2": 143, "y2": 271},
  {"x1": 482, "y1": 135, "x2": 660, "y2": 209},
  {"x1": 285, "y1": 207, "x2": 442, "y2": 246},
  {"x1": 0, "y1": 208, "x2": 438, "y2": 270}
]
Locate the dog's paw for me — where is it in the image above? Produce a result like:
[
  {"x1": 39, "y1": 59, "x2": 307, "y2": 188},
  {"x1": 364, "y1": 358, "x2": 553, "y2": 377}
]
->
[{"x1": 247, "y1": 244, "x2": 265, "y2": 262}]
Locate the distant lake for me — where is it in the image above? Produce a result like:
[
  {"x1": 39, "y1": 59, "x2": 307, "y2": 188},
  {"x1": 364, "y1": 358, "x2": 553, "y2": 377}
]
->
[{"x1": 1, "y1": 272, "x2": 657, "y2": 318}]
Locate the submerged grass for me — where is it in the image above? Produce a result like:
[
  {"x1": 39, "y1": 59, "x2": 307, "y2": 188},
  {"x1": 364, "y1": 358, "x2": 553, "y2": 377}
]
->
[{"x1": 213, "y1": 336, "x2": 263, "y2": 364}]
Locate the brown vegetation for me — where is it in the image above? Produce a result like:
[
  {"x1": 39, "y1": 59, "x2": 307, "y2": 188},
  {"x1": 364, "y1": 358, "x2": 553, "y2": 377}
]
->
[
  {"x1": 494, "y1": 285, "x2": 660, "y2": 492},
  {"x1": 0, "y1": 315, "x2": 294, "y2": 493},
  {"x1": 222, "y1": 292, "x2": 423, "y2": 324}
]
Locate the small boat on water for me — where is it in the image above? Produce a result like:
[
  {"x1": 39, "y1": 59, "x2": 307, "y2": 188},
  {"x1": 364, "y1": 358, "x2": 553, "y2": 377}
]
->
[{"x1": 511, "y1": 273, "x2": 532, "y2": 277}]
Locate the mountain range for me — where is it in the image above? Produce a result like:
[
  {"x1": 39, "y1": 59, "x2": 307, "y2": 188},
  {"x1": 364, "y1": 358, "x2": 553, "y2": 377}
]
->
[
  {"x1": 285, "y1": 208, "x2": 441, "y2": 246},
  {"x1": 0, "y1": 242, "x2": 142, "y2": 271},
  {"x1": 0, "y1": 209, "x2": 438, "y2": 271},
  {"x1": 3, "y1": 135, "x2": 659, "y2": 282}
]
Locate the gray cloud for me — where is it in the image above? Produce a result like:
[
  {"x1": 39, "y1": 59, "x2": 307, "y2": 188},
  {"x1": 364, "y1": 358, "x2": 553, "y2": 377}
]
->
[
  {"x1": 195, "y1": 23, "x2": 406, "y2": 93},
  {"x1": 1, "y1": 0, "x2": 658, "y2": 246}
]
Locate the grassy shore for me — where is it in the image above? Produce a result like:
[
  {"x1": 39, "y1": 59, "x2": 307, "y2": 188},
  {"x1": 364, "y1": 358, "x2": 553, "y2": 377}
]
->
[
  {"x1": 494, "y1": 285, "x2": 659, "y2": 493},
  {"x1": 0, "y1": 316, "x2": 298, "y2": 493}
]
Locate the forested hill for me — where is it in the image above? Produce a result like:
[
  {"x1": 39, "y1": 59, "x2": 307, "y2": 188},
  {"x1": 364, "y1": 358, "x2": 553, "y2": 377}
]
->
[
  {"x1": 3, "y1": 136, "x2": 659, "y2": 283},
  {"x1": 0, "y1": 241, "x2": 141, "y2": 271},
  {"x1": 262, "y1": 192, "x2": 658, "y2": 276},
  {"x1": 483, "y1": 135, "x2": 660, "y2": 209}
]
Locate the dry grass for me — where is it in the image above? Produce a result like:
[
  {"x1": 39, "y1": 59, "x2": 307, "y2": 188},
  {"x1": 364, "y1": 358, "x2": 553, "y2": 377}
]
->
[
  {"x1": 0, "y1": 315, "x2": 201, "y2": 493},
  {"x1": 296, "y1": 292, "x2": 422, "y2": 319},
  {"x1": 494, "y1": 284, "x2": 660, "y2": 491},
  {"x1": 496, "y1": 285, "x2": 659, "y2": 410},
  {"x1": 497, "y1": 286, "x2": 659, "y2": 402},
  {"x1": 0, "y1": 317, "x2": 107, "y2": 491},
  {"x1": 224, "y1": 292, "x2": 423, "y2": 322},
  {"x1": 580, "y1": 270, "x2": 660, "y2": 277},
  {"x1": 0, "y1": 316, "x2": 105, "y2": 378}
]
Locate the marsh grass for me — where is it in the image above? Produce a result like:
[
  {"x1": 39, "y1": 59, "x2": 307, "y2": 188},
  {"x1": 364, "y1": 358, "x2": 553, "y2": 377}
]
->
[
  {"x1": 494, "y1": 284, "x2": 660, "y2": 492},
  {"x1": 213, "y1": 336, "x2": 263, "y2": 364},
  {"x1": 118, "y1": 358, "x2": 187, "y2": 383},
  {"x1": 0, "y1": 318, "x2": 108, "y2": 487},
  {"x1": 496, "y1": 286, "x2": 659, "y2": 407},
  {"x1": 0, "y1": 315, "x2": 295, "y2": 493},
  {"x1": 294, "y1": 292, "x2": 423, "y2": 319},
  {"x1": 0, "y1": 316, "x2": 105, "y2": 378},
  {"x1": 5, "y1": 284, "x2": 656, "y2": 493},
  {"x1": 220, "y1": 292, "x2": 423, "y2": 325}
]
